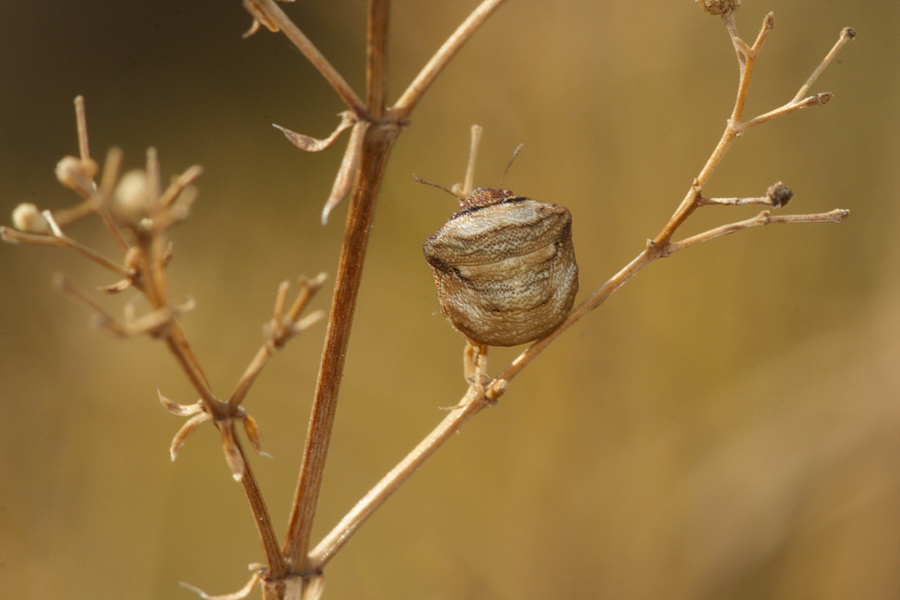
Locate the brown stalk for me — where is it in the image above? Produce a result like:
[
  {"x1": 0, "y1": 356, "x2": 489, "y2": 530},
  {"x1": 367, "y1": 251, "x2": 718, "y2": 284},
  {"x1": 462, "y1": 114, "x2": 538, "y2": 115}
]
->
[
  {"x1": 283, "y1": 123, "x2": 402, "y2": 572},
  {"x1": 231, "y1": 425, "x2": 290, "y2": 577},
  {"x1": 281, "y1": 0, "x2": 397, "y2": 572}
]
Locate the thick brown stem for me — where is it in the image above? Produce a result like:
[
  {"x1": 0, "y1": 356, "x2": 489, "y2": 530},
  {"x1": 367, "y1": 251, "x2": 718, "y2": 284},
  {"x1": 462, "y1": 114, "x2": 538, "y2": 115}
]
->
[
  {"x1": 282, "y1": 122, "x2": 401, "y2": 572},
  {"x1": 367, "y1": 0, "x2": 390, "y2": 120}
]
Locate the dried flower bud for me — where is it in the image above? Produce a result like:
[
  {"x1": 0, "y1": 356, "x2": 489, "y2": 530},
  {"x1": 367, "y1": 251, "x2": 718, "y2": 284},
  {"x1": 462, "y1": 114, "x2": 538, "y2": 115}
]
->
[
  {"x1": 766, "y1": 182, "x2": 793, "y2": 209},
  {"x1": 114, "y1": 169, "x2": 150, "y2": 222},
  {"x1": 696, "y1": 0, "x2": 741, "y2": 16},
  {"x1": 11, "y1": 203, "x2": 50, "y2": 233},
  {"x1": 55, "y1": 156, "x2": 95, "y2": 195}
]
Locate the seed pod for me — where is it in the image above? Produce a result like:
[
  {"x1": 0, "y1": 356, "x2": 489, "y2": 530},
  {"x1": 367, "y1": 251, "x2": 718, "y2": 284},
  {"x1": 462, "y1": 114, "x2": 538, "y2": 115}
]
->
[{"x1": 423, "y1": 186, "x2": 578, "y2": 347}]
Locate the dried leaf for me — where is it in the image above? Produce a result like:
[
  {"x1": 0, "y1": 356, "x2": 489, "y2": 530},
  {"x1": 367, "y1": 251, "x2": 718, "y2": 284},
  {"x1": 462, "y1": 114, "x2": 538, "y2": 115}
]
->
[
  {"x1": 99, "y1": 278, "x2": 132, "y2": 294},
  {"x1": 273, "y1": 112, "x2": 354, "y2": 152},
  {"x1": 170, "y1": 413, "x2": 209, "y2": 461},
  {"x1": 242, "y1": 413, "x2": 272, "y2": 459},
  {"x1": 180, "y1": 572, "x2": 261, "y2": 600},
  {"x1": 158, "y1": 390, "x2": 203, "y2": 416},
  {"x1": 321, "y1": 120, "x2": 369, "y2": 225}
]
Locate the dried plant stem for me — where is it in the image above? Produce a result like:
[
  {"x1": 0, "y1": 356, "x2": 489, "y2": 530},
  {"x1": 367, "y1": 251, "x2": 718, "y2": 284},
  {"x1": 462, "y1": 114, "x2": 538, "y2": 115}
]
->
[
  {"x1": 50, "y1": 200, "x2": 95, "y2": 227},
  {"x1": 392, "y1": 0, "x2": 509, "y2": 119},
  {"x1": 656, "y1": 12, "x2": 774, "y2": 247},
  {"x1": 664, "y1": 208, "x2": 849, "y2": 253},
  {"x1": 793, "y1": 27, "x2": 856, "y2": 103},
  {"x1": 308, "y1": 386, "x2": 487, "y2": 569},
  {"x1": 283, "y1": 124, "x2": 402, "y2": 571},
  {"x1": 228, "y1": 276, "x2": 325, "y2": 411},
  {"x1": 1, "y1": 217, "x2": 130, "y2": 277},
  {"x1": 278, "y1": 0, "x2": 398, "y2": 573},
  {"x1": 244, "y1": 0, "x2": 365, "y2": 115},
  {"x1": 367, "y1": 0, "x2": 390, "y2": 119},
  {"x1": 75, "y1": 95, "x2": 90, "y2": 162},
  {"x1": 231, "y1": 427, "x2": 290, "y2": 577},
  {"x1": 163, "y1": 324, "x2": 217, "y2": 407}
]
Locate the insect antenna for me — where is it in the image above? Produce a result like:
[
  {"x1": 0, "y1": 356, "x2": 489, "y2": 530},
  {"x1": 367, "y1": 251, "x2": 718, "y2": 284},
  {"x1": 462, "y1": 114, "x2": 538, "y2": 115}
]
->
[
  {"x1": 413, "y1": 175, "x2": 464, "y2": 201},
  {"x1": 498, "y1": 144, "x2": 523, "y2": 189}
]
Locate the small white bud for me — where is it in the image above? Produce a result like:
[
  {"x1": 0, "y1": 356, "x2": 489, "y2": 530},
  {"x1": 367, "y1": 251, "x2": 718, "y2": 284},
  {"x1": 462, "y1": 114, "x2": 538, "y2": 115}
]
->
[
  {"x1": 12, "y1": 203, "x2": 50, "y2": 233},
  {"x1": 114, "y1": 170, "x2": 150, "y2": 222},
  {"x1": 55, "y1": 156, "x2": 94, "y2": 193}
]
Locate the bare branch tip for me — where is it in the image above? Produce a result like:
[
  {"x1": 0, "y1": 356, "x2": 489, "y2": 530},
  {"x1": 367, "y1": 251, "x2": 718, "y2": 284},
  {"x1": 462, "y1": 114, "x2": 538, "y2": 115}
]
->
[{"x1": 292, "y1": 310, "x2": 324, "y2": 333}]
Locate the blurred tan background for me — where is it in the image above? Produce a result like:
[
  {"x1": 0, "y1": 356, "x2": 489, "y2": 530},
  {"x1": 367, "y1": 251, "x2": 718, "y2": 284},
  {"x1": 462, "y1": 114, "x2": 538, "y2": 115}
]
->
[{"x1": 1, "y1": 1, "x2": 898, "y2": 598}]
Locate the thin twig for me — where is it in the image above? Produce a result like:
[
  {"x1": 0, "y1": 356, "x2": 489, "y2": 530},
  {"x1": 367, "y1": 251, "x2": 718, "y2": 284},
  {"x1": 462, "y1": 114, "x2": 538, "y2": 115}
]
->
[
  {"x1": 19, "y1": 211, "x2": 132, "y2": 276},
  {"x1": 653, "y1": 13, "x2": 848, "y2": 248},
  {"x1": 91, "y1": 148, "x2": 132, "y2": 254},
  {"x1": 160, "y1": 165, "x2": 204, "y2": 208},
  {"x1": 229, "y1": 427, "x2": 290, "y2": 577},
  {"x1": 243, "y1": 0, "x2": 365, "y2": 115},
  {"x1": 663, "y1": 209, "x2": 849, "y2": 254},
  {"x1": 74, "y1": 95, "x2": 91, "y2": 163},
  {"x1": 792, "y1": 27, "x2": 856, "y2": 103},
  {"x1": 227, "y1": 275, "x2": 326, "y2": 411},
  {"x1": 392, "y1": 0, "x2": 510, "y2": 119},
  {"x1": 308, "y1": 387, "x2": 487, "y2": 570}
]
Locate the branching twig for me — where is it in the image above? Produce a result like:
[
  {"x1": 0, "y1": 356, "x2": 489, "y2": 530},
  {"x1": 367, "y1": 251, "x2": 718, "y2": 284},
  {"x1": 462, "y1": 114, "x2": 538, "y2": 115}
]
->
[{"x1": 227, "y1": 274, "x2": 326, "y2": 412}]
